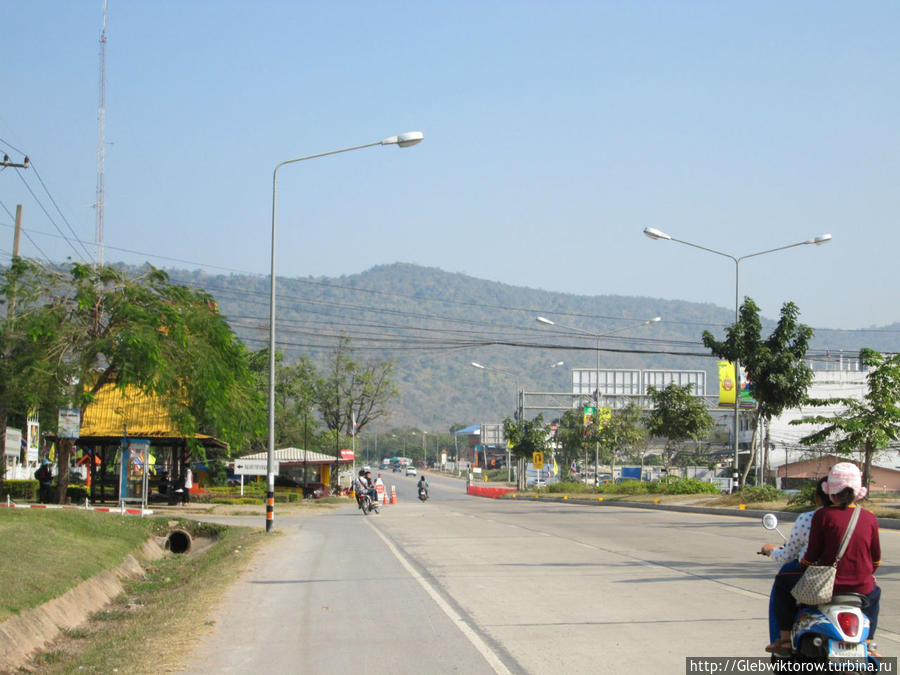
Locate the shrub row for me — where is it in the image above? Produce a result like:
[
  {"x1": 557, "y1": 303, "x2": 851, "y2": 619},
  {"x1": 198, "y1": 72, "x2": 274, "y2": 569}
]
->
[{"x1": 542, "y1": 478, "x2": 721, "y2": 497}]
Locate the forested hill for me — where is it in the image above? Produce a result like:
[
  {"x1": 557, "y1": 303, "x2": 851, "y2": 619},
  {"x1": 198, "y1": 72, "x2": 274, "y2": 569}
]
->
[{"x1": 163, "y1": 262, "x2": 898, "y2": 432}]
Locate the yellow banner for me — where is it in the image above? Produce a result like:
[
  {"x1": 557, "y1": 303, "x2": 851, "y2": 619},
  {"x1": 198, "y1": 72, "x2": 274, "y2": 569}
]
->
[
  {"x1": 596, "y1": 407, "x2": 612, "y2": 430},
  {"x1": 718, "y1": 361, "x2": 736, "y2": 407}
]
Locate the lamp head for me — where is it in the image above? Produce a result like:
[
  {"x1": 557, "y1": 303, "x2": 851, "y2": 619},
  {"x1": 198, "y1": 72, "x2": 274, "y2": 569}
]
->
[
  {"x1": 813, "y1": 233, "x2": 832, "y2": 245},
  {"x1": 470, "y1": 362, "x2": 485, "y2": 370},
  {"x1": 650, "y1": 316, "x2": 661, "y2": 323},
  {"x1": 382, "y1": 131, "x2": 424, "y2": 148},
  {"x1": 536, "y1": 316, "x2": 555, "y2": 326},
  {"x1": 643, "y1": 227, "x2": 671, "y2": 241}
]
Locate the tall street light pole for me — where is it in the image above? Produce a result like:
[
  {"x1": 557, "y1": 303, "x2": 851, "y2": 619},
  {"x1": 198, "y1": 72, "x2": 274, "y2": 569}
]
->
[
  {"x1": 266, "y1": 131, "x2": 423, "y2": 532},
  {"x1": 642, "y1": 227, "x2": 831, "y2": 491},
  {"x1": 536, "y1": 316, "x2": 661, "y2": 481}
]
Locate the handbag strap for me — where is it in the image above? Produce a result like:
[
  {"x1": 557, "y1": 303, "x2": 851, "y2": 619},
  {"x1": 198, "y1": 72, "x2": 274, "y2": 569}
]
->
[{"x1": 833, "y1": 506, "x2": 862, "y2": 567}]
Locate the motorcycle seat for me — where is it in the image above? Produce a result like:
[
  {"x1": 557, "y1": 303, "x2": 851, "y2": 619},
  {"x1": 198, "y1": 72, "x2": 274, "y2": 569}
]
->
[{"x1": 828, "y1": 593, "x2": 869, "y2": 608}]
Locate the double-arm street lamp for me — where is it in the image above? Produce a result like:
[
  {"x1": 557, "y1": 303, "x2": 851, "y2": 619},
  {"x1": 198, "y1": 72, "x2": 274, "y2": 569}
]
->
[
  {"x1": 642, "y1": 227, "x2": 831, "y2": 490},
  {"x1": 535, "y1": 316, "x2": 661, "y2": 479},
  {"x1": 265, "y1": 131, "x2": 423, "y2": 532}
]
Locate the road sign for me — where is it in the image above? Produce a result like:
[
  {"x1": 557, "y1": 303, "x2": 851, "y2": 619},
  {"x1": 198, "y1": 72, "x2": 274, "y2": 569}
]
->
[
  {"x1": 532, "y1": 451, "x2": 544, "y2": 469},
  {"x1": 234, "y1": 458, "x2": 279, "y2": 476}
]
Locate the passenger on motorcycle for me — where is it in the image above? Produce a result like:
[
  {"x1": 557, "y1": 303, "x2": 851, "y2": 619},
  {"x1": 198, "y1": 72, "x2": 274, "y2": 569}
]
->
[
  {"x1": 363, "y1": 470, "x2": 378, "y2": 504},
  {"x1": 770, "y1": 462, "x2": 882, "y2": 656},
  {"x1": 760, "y1": 477, "x2": 827, "y2": 652}
]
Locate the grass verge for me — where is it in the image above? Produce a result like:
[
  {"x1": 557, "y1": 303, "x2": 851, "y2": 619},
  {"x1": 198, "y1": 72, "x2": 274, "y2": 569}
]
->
[
  {"x1": 0, "y1": 509, "x2": 157, "y2": 622},
  {"x1": 4, "y1": 510, "x2": 269, "y2": 674}
]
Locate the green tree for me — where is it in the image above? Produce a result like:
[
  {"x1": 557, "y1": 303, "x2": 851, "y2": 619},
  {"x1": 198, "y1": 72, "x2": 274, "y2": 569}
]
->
[
  {"x1": 315, "y1": 337, "x2": 398, "y2": 458},
  {"x1": 646, "y1": 384, "x2": 713, "y2": 470},
  {"x1": 0, "y1": 258, "x2": 68, "y2": 487},
  {"x1": 703, "y1": 298, "x2": 814, "y2": 485},
  {"x1": 791, "y1": 348, "x2": 900, "y2": 490},
  {"x1": 556, "y1": 408, "x2": 590, "y2": 478},
  {"x1": 52, "y1": 263, "x2": 265, "y2": 502},
  {"x1": 597, "y1": 403, "x2": 647, "y2": 478},
  {"x1": 503, "y1": 414, "x2": 549, "y2": 489},
  {"x1": 248, "y1": 350, "x2": 320, "y2": 452}
]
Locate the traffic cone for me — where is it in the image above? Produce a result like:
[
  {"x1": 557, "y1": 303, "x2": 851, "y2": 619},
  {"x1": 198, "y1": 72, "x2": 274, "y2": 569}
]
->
[
  {"x1": 390, "y1": 485, "x2": 398, "y2": 504},
  {"x1": 383, "y1": 489, "x2": 389, "y2": 505}
]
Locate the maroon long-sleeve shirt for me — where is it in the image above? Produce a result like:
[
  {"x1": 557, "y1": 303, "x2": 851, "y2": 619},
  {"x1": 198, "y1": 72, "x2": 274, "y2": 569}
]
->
[{"x1": 802, "y1": 504, "x2": 881, "y2": 595}]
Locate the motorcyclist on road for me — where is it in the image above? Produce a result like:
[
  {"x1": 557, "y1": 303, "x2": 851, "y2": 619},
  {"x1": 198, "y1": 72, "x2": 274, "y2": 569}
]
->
[
  {"x1": 363, "y1": 470, "x2": 378, "y2": 504},
  {"x1": 417, "y1": 475, "x2": 429, "y2": 498},
  {"x1": 354, "y1": 470, "x2": 369, "y2": 509}
]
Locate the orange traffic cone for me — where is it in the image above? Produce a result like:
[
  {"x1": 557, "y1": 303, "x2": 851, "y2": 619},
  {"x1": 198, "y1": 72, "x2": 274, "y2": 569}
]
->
[
  {"x1": 390, "y1": 485, "x2": 398, "y2": 504},
  {"x1": 383, "y1": 489, "x2": 389, "y2": 505}
]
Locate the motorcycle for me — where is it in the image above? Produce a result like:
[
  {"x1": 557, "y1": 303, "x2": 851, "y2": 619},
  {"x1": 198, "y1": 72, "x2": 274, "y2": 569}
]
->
[
  {"x1": 760, "y1": 513, "x2": 879, "y2": 668},
  {"x1": 358, "y1": 491, "x2": 380, "y2": 515},
  {"x1": 418, "y1": 487, "x2": 428, "y2": 502}
]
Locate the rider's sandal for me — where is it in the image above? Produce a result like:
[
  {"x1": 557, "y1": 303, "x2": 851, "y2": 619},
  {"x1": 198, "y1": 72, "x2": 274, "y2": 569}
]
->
[
  {"x1": 765, "y1": 637, "x2": 792, "y2": 654},
  {"x1": 867, "y1": 642, "x2": 882, "y2": 658}
]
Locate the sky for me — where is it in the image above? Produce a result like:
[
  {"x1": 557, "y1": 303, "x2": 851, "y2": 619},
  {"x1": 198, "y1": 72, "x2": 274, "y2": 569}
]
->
[{"x1": 1, "y1": 1, "x2": 898, "y2": 332}]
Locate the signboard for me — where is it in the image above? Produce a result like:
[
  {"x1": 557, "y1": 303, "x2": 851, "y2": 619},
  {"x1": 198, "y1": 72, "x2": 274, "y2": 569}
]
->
[
  {"x1": 26, "y1": 418, "x2": 39, "y2": 463},
  {"x1": 119, "y1": 439, "x2": 151, "y2": 506},
  {"x1": 57, "y1": 408, "x2": 81, "y2": 439},
  {"x1": 532, "y1": 451, "x2": 544, "y2": 469},
  {"x1": 339, "y1": 449, "x2": 355, "y2": 460},
  {"x1": 234, "y1": 458, "x2": 279, "y2": 476},
  {"x1": 583, "y1": 405, "x2": 595, "y2": 436}
]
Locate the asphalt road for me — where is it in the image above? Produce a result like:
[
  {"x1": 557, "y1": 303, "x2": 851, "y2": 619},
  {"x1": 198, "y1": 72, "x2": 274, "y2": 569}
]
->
[{"x1": 182, "y1": 473, "x2": 900, "y2": 674}]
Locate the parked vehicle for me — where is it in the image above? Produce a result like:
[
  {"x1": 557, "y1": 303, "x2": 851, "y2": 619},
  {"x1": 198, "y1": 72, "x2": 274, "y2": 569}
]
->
[{"x1": 760, "y1": 513, "x2": 878, "y2": 668}]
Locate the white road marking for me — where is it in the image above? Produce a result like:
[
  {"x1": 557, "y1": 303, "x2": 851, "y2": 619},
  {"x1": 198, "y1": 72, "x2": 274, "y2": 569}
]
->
[{"x1": 366, "y1": 520, "x2": 512, "y2": 675}]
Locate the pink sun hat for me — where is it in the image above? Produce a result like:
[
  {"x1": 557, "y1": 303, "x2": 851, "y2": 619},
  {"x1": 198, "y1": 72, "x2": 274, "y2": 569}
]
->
[{"x1": 826, "y1": 462, "x2": 868, "y2": 501}]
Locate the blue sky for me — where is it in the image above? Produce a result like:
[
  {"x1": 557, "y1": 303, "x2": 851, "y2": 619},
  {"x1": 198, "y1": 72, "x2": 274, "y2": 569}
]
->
[{"x1": 1, "y1": 1, "x2": 898, "y2": 331}]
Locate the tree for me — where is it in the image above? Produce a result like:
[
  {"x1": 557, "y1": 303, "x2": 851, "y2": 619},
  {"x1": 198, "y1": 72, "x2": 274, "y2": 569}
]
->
[
  {"x1": 597, "y1": 403, "x2": 647, "y2": 479},
  {"x1": 0, "y1": 258, "x2": 68, "y2": 488},
  {"x1": 703, "y1": 298, "x2": 814, "y2": 485},
  {"x1": 646, "y1": 384, "x2": 713, "y2": 470},
  {"x1": 315, "y1": 336, "x2": 398, "y2": 457},
  {"x1": 791, "y1": 348, "x2": 900, "y2": 490},
  {"x1": 556, "y1": 408, "x2": 591, "y2": 477},
  {"x1": 248, "y1": 350, "x2": 320, "y2": 451},
  {"x1": 52, "y1": 263, "x2": 265, "y2": 503},
  {"x1": 503, "y1": 414, "x2": 549, "y2": 490}
]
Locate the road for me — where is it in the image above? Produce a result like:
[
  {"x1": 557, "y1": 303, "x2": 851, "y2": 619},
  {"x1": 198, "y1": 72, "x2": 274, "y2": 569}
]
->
[{"x1": 182, "y1": 473, "x2": 900, "y2": 674}]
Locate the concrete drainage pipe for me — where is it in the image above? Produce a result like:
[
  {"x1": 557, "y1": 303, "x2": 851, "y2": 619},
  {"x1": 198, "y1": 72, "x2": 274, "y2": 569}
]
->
[{"x1": 166, "y1": 529, "x2": 193, "y2": 554}]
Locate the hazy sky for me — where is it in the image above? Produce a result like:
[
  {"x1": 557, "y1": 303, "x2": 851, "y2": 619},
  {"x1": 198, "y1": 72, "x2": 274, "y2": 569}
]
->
[{"x1": 1, "y1": 1, "x2": 897, "y2": 331}]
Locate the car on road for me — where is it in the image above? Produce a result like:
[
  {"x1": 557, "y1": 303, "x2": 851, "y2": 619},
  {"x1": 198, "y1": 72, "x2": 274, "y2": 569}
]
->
[{"x1": 405, "y1": 466, "x2": 417, "y2": 476}]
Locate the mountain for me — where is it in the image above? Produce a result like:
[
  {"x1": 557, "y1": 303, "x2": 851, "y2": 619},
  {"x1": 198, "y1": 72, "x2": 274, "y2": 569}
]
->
[{"x1": 165, "y1": 263, "x2": 898, "y2": 432}]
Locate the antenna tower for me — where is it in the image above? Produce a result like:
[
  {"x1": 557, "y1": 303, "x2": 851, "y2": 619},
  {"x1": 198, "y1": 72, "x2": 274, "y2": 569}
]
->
[{"x1": 94, "y1": 1, "x2": 107, "y2": 267}]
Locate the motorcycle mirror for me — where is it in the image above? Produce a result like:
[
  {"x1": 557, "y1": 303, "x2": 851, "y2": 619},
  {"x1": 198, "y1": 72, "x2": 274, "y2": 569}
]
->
[{"x1": 762, "y1": 513, "x2": 779, "y2": 530}]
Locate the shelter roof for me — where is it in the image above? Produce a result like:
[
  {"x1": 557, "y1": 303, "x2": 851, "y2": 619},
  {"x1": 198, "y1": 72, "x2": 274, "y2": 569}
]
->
[
  {"x1": 76, "y1": 384, "x2": 226, "y2": 448},
  {"x1": 237, "y1": 448, "x2": 352, "y2": 465},
  {"x1": 455, "y1": 425, "x2": 480, "y2": 435}
]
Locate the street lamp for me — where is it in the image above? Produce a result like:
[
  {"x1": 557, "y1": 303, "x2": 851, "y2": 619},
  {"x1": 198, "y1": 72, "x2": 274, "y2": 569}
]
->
[
  {"x1": 535, "y1": 316, "x2": 661, "y2": 480},
  {"x1": 642, "y1": 227, "x2": 831, "y2": 491},
  {"x1": 266, "y1": 131, "x2": 424, "y2": 532}
]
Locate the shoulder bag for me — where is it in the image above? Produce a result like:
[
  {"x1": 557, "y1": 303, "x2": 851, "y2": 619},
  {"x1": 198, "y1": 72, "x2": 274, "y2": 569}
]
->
[{"x1": 791, "y1": 506, "x2": 861, "y2": 606}]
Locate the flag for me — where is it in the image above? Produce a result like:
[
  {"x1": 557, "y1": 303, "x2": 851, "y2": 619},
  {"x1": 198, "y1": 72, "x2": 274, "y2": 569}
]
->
[
  {"x1": 350, "y1": 412, "x2": 357, "y2": 437},
  {"x1": 552, "y1": 457, "x2": 559, "y2": 477}
]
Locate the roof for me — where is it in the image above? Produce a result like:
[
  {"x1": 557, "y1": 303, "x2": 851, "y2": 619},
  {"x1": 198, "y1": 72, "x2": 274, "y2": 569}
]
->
[
  {"x1": 76, "y1": 384, "x2": 226, "y2": 448},
  {"x1": 237, "y1": 448, "x2": 352, "y2": 465},
  {"x1": 455, "y1": 425, "x2": 480, "y2": 435}
]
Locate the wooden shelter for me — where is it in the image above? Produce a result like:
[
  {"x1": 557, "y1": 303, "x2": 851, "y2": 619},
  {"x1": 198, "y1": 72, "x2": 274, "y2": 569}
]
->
[{"x1": 74, "y1": 384, "x2": 226, "y2": 503}]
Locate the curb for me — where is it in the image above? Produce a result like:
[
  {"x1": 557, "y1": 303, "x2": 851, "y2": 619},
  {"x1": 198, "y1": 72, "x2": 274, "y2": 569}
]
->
[
  {"x1": 1, "y1": 500, "x2": 153, "y2": 516},
  {"x1": 474, "y1": 490, "x2": 900, "y2": 531}
]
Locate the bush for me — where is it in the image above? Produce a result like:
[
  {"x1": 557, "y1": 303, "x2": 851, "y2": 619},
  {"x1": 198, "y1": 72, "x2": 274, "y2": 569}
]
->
[
  {"x1": 739, "y1": 484, "x2": 783, "y2": 503},
  {"x1": 3, "y1": 479, "x2": 37, "y2": 501},
  {"x1": 788, "y1": 482, "x2": 818, "y2": 506},
  {"x1": 661, "y1": 478, "x2": 721, "y2": 496},
  {"x1": 66, "y1": 485, "x2": 89, "y2": 503},
  {"x1": 599, "y1": 480, "x2": 653, "y2": 495},
  {"x1": 211, "y1": 497, "x2": 263, "y2": 505},
  {"x1": 543, "y1": 481, "x2": 593, "y2": 494}
]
